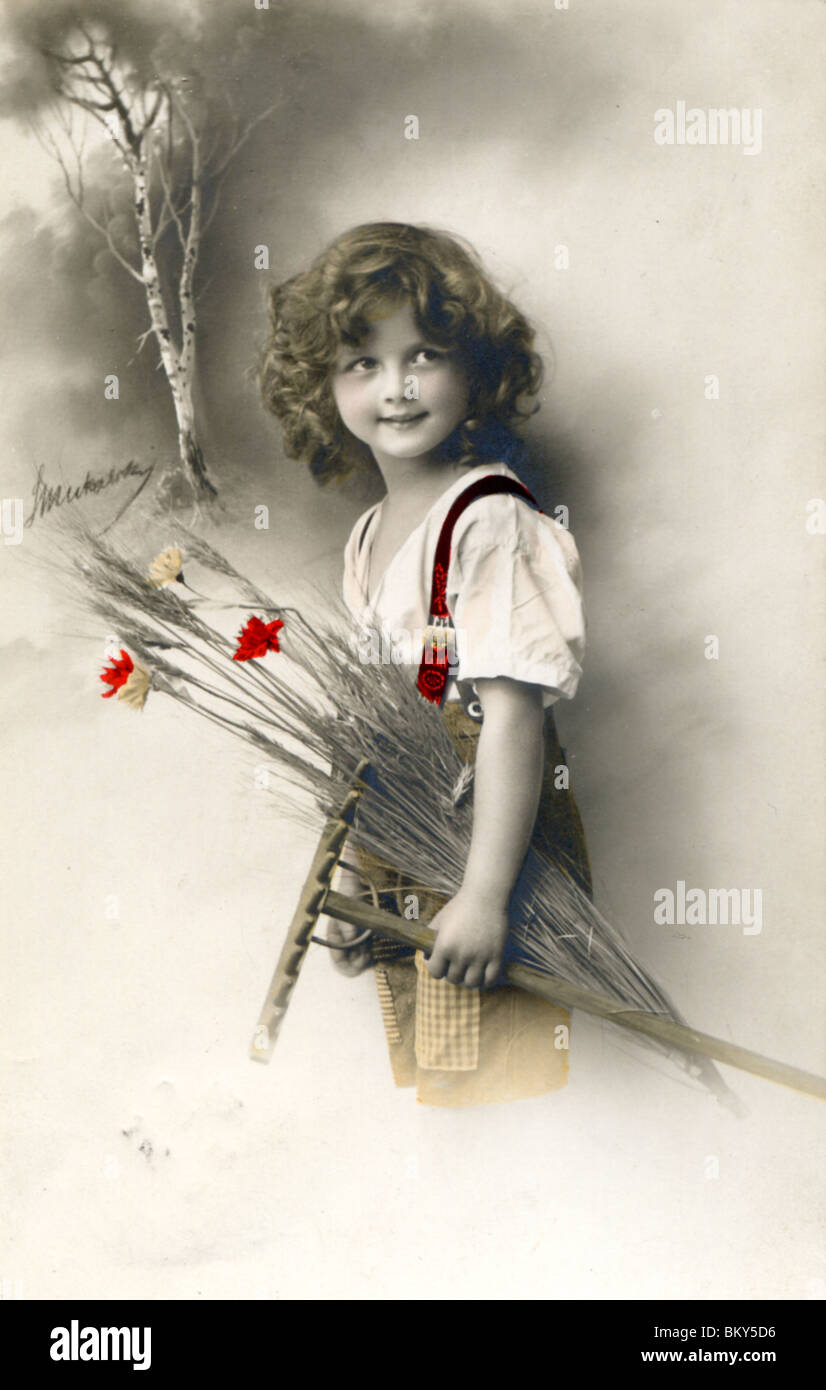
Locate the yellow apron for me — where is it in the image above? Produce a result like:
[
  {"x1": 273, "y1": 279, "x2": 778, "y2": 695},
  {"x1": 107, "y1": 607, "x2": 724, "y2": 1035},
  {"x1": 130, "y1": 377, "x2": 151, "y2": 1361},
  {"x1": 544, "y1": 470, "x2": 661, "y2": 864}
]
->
[{"x1": 355, "y1": 698, "x2": 593, "y2": 1107}]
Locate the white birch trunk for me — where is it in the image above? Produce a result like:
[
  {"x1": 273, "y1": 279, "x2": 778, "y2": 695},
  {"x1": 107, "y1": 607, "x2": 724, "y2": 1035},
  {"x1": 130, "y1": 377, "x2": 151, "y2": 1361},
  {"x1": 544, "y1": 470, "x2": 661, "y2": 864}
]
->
[
  {"x1": 172, "y1": 128, "x2": 215, "y2": 497},
  {"x1": 132, "y1": 154, "x2": 216, "y2": 498}
]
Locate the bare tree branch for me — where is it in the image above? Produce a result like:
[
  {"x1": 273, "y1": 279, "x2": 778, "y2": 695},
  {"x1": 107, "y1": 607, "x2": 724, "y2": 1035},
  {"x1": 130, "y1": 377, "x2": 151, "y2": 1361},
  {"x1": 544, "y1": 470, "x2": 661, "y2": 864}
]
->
[
  {"x1": 199, "y1": 182, "x2": 224, "y2": 243},
  {"x1": 40, "y1": 44, "x2": 95, "y2": 67},
  {"x1": 153, "y1": 131, "x2": 187, "y2": 254},
  {"x1": 125, "y1": 325, "x2": 158, "y2": 368},
  {"x1": 144, "y1": 86, "x2": 164, "y2": 133},
  {"x1": 48, "y1": 27, "x2": 141, "y2": 152},
  {"x1": 30, "y1": 114, "x2": 144, "y2": 284},
  {"x1": 212, "y1": 102, "x2": 278, "y2": 178},
  {"x1": 193, "y1": 270, "x2": 216, "y2": 305}
]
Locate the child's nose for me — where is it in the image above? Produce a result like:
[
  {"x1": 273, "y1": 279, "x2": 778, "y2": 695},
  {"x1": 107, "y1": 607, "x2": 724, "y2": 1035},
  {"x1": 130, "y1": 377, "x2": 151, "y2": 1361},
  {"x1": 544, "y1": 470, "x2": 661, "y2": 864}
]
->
[{"x1": 381, "y1": 362, "x2": 408, "y2": 401}]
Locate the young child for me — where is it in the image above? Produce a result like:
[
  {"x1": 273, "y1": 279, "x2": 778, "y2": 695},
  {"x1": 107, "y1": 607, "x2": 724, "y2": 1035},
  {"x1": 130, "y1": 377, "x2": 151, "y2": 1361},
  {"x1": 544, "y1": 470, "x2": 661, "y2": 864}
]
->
[{"x1": 260, "y1": 221, "x2": 592, "y2": 1106}]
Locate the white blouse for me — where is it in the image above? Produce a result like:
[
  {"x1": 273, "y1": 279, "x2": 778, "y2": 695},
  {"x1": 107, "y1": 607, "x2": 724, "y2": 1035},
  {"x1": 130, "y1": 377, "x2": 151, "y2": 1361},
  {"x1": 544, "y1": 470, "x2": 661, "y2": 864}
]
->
[{"x1": 341, "y1": 461, "x2": 586, "y2": 708}]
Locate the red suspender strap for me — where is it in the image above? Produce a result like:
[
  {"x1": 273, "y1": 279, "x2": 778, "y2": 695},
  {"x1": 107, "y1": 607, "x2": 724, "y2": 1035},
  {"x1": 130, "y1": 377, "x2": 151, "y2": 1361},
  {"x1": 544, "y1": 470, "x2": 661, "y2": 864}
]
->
[{"x1": 416, "y1": 474, "x2": 542, "y2": 705}]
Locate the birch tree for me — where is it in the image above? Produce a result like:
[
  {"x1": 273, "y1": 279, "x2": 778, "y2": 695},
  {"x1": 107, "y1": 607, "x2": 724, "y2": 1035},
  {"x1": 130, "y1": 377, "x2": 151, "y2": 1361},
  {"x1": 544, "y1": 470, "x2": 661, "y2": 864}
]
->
[{"x1": 29, "y1": 17, "x2": 275, "y2": 504}]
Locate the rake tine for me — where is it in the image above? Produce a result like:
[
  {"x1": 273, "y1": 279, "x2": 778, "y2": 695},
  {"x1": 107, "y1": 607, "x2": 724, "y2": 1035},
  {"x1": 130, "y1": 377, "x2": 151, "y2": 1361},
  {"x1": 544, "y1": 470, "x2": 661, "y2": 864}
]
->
[{"x1": 249, "y1": 759, "x2": 371, "y2": 1062}]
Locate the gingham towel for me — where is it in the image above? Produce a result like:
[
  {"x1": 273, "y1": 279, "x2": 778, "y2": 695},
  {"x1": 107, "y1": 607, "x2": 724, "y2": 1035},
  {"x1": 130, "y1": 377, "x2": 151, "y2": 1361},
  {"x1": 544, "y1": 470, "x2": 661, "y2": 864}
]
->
[{"x1": 414, "y1": 951, "x2": 481, "y2": 1070}]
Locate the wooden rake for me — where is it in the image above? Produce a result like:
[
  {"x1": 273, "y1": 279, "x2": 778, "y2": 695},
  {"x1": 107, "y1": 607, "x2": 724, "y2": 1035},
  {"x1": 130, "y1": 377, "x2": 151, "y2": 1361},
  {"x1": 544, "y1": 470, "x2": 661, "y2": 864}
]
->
[{"x1": 250, "y1": 762, "x2": 826, "y2": 1109}]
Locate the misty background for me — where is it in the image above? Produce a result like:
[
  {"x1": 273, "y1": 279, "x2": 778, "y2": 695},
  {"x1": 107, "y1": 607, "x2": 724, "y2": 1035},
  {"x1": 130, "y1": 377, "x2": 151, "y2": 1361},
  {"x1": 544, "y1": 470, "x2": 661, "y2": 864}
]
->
[{"x1": 1, "y1": 0, "x2": 823, "y2": 1300}]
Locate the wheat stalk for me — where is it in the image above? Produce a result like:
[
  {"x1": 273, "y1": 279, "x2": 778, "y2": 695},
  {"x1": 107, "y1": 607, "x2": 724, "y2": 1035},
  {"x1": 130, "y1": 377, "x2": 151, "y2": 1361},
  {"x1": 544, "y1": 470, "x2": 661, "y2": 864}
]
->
[{"x1": 46, "y1": 512, "x2": 816, "y2": 1112}]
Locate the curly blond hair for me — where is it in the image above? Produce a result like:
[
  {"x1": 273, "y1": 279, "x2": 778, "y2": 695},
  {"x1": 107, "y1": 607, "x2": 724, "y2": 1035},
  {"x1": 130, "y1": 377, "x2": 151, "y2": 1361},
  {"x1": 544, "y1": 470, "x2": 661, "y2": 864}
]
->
[{"x1": 259, "y1": 221, "x2": 545, "y2": 484}]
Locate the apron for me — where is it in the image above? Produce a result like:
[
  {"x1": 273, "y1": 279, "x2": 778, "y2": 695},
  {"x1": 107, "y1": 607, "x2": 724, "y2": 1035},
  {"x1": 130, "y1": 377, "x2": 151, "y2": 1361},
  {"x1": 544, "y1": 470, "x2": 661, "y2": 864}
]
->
[
  {"x1": 351, "y1": 471, "x2": 592, "y2": 1106},
  {"x1": 354, "y1": 693, "x2": 593, "y2": 1106}
]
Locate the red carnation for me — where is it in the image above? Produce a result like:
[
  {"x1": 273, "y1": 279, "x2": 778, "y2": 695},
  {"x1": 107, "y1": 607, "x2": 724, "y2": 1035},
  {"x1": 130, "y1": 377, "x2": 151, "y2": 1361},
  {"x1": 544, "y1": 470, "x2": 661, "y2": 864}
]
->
[
  {"x1": 100, "y1": 649, "x2": 134, "y2": 698},
  {"x1": 233, "y1": 615, "x2": 285, "y2": 661}
]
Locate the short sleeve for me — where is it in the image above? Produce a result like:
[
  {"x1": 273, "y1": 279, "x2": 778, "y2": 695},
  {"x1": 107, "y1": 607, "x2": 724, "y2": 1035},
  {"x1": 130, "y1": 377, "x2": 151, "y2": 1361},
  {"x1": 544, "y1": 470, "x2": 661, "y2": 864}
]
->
[
  {"x1": 341, "y1": 502, "x2": 380, "y2": 615},
  {"x1": 446, "y1": 494, "x2": 586, "y2": 707}
]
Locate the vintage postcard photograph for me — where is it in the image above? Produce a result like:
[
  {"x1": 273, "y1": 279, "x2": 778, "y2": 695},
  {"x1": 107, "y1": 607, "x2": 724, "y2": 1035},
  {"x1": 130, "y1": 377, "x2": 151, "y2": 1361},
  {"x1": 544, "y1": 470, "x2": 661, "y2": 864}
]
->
[{"x1": 0, "y1": 0, "x2": 823, "y2": 1323}]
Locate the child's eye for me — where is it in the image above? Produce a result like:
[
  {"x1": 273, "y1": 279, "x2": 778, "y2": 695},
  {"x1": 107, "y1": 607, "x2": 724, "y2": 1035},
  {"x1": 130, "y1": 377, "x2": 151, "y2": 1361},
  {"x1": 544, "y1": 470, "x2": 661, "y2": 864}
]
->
[{"x1": 340, "y1": 348, "x2": 445, "y2": 372}]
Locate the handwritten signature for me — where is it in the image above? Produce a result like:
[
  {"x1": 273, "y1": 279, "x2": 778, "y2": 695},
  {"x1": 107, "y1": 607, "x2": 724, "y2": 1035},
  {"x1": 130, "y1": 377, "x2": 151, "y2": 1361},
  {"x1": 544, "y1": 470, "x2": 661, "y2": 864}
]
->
[{"x1": 22, "y1": 460, "x2": 155, "y2": 530}]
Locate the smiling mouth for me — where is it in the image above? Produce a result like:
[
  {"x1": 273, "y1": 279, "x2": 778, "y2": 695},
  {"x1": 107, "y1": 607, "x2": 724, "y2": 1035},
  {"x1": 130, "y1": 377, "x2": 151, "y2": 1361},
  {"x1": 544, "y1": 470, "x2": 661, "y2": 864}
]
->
[{"x1": 379, "y1": 412, "x2": 428, "y2": 425}]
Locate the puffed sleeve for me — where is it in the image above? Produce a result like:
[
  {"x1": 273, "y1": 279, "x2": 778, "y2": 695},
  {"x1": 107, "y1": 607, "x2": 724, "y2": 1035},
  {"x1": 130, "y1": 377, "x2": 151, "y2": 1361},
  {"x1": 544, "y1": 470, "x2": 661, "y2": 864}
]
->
[{"x1": 446, "y1": 493, "x2": 586, "y2": 707}]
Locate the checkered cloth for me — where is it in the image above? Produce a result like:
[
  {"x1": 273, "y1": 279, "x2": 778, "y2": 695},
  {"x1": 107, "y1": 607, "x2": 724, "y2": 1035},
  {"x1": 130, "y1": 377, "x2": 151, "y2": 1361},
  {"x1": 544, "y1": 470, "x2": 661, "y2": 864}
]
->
[
  {"x1": 358, "y1": 848, "x2": 481, "y2": 1071},
  {"x1": 413, "y1": 951, "x2": 480, "y2": 1070}
]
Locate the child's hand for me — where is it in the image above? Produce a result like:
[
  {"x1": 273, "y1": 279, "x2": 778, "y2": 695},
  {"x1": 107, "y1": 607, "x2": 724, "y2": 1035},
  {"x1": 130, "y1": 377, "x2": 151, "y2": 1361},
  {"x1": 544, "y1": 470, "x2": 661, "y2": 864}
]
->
[
  {"x1": 324, "y1": 917, "x2": 373, "y2": 976},
  {"x1": 425, "y1": 887, "x2": 509, "y2": 989},
  {"x1": 319, "y1": 864, "x2": 372, "y2": 976}
]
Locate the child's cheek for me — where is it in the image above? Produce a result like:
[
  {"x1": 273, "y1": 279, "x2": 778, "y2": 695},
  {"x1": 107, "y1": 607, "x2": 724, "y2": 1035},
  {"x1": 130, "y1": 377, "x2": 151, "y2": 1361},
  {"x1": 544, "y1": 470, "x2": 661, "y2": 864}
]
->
[
  {"x1": 331, "y1": 374, "x2": 362, "y2": 421},
  {"x1": 442, "y1": 362, "x2": 470, "y2": 412}
]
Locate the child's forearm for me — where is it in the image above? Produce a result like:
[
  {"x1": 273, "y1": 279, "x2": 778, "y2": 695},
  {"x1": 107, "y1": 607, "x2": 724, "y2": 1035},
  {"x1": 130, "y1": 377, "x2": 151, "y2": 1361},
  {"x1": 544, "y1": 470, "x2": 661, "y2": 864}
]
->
[{"x1": 460, "y1": 677, "x2": 545, "y2": 909}]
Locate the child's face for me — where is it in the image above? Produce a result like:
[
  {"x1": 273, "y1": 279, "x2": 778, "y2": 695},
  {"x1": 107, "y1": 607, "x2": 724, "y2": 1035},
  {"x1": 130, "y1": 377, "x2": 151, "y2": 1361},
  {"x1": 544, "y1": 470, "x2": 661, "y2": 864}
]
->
[{"x1": 330, "y1": 300, "x2": 470, "y2": 470}]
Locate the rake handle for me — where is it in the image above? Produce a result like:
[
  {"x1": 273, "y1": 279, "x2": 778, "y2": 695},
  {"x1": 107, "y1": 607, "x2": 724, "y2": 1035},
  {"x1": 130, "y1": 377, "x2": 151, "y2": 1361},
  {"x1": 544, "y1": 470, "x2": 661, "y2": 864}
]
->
[{"x1": 322, "y1": 889, "x2": 826, "y2": 1105}]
